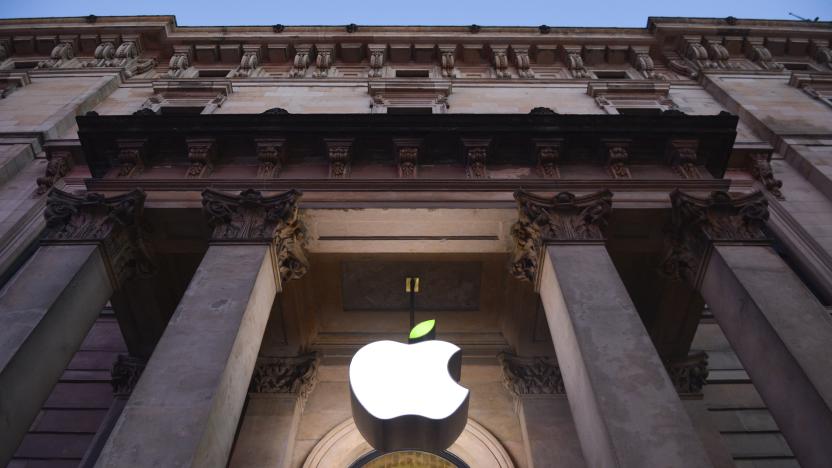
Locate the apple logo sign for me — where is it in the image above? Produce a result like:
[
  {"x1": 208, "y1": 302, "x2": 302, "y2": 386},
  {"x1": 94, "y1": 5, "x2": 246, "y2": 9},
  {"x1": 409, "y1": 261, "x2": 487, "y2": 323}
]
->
[{"x1": 349, "y1": 320, "x2": 470, "y2": 452}]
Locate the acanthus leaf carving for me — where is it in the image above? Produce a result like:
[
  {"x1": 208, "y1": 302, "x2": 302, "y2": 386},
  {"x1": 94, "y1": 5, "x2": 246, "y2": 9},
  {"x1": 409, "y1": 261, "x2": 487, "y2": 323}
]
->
[
  {"x1": 115, "y1": 139, "x2": 147, "y2": 178},
  {"x1": 36, "y1": 150, "x2": 73, "y2": 195},
  {"x1": 368, "y1": 46, "x2": 385, "y2": 78},
  {"x1": 668, "y1": 140, "x2": 701, "y2": 179},
  {"x1": 513, "y1": 46, "x2": 533, "y2": 79},
  {"x1": 662, "y1": 190, "x2": 769, "y2": 285},
  {"x1": 326, "y1": 139, "x2": 353, "y2": 178},
  {"x1": 186, "y1": 138, "x2": 217, "y2": 178},
  {"x1": 462, "y1": 139, "x2": 489, "y2": 179},
  {"x1": 250, "y1": 353, "x2": 320, "y2": 408},
  {"x1": 233, "y1": 46, "x2": 262, "y2": 78},
  {"x1": 290, "y1": 46, "x2": 311, "y2": 78},
  {"x1": 749, "y1": 153, "x2": 784, "y2": 199},
  {"x1": 510, "y1": 190, "x2": 613, "y2": 284},
  {"x1": 167, "y1": 47, "x2": 192, "y2": 78},
  {"x1": 256, "y1": 138, "x2": 286, "y2": 178},
  {"x1": 667, "y1": 351, "x2": 708, "y2": 396},
  {"x1": 605, "y1": 141, "x2": 631, "y2": 179},
  {"x1": 111, "y1": 354, "x2": 146, "y2": 396},
  {"x1": 498, "y1": 352, "x2": 565, "y2": 396}
]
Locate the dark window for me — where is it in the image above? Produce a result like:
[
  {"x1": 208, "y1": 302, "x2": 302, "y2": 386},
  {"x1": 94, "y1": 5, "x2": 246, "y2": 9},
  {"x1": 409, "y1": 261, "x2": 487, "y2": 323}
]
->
[
  {"x1": 593, "y1": 70, "x2": 629, "y2": 79},
  {"x1": 159, "y1": 106, "x2": 205, "y2": 116},
  {"x1": 197, "y1": 69, "x2": 230, "y2": 78},
  {"x1": 387, "y1": 107, "x2": 433, "y2": 114},
  {"x1": 395, "y1": 69, "x2": 430, "y2": 78},
  {"x1": 616, "y1": 107, "x2": 663, "y2": 116}
]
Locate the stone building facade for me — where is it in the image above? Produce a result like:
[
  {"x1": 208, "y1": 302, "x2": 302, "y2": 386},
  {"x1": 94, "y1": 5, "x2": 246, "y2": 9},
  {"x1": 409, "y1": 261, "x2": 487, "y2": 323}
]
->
[{"x1": 0, "y1": 14, "x2": 831, "y2": 468}]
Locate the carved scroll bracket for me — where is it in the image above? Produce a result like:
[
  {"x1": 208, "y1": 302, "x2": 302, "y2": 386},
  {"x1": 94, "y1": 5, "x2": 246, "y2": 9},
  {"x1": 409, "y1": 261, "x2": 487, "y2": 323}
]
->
[
  {"x1": 393, "y1": 138, "x2": 421, "y2": 178},
  {"x1": 662, "y1": 190, "x2": 770, "y2": 288},
  {"x1": 325, "y1": 138, "x2": 353, "y2": 179},
  {"x1": 202, "y1": 188, "x2": 308, "y2": 283},
  {"x1": 368, "y1": 44, "x2": 385, "y2": 78},
  {"x1": 498, "y1": 352, "x2": 565, "y2": 397},
  {"x1": 462, "y1": 138, "x2": 490, "y2": 179},
  {"x1": 186, "y1": 138, "x2": 217, "y2": 178},
  {"x1": 250, "y1": 352, "x2": 320, "y2": 409},
  {"x1": 36, "y1": 149, "x2": 73, "y2": 195},
  {"x1": 256, "y1": 138, "x2": 286, "y2": 178},
  {"x1": 439, "y1": 45, "x2": 456, "y2": 78},
  {"x1": 510, "y1": 190, "x2": 613, "y2": 288},
  {"x1": 42, "y1": 188, "x2": 155, "y2": 288},
  {"x1": 603, "y1": 140, "x2": 631, "y2": 179},
  {"x1": 562, "y1": 45, "x2": 588, "y2": 78},
  {"x1": 533, "y1": 138, "x2": 562, "y2": 179},
  {"x1": 290, "y1": 45, "x2": 312, "y2": 78},
  {"x1": 668, "y1": 139, "x2": 701, "y2": 180}
]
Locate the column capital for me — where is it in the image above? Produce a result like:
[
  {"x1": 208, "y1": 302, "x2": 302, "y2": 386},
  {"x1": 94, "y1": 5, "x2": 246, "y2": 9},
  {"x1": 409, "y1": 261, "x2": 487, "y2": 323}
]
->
[
  {"x1": 42, "y1": 188, "x2": 154, "y2": 286},
  {"x1": 663, "y1": 190, "x2": 769, "y2": 285},
  {"x1": 249, "y1": 352, "x2": 320, "y2": 408},
  {"x1": 510, "y1": 190, "x2": 612, "y2": 285},
  {"x1": 201, "y1": 188, "x2": 309, "y2": 282},
  {"x1": 111, "y1": 354, "x2": 147, "y2": 397},
  {"x1": 498, "y1": 352, "x2": 565, "y2": 396}
]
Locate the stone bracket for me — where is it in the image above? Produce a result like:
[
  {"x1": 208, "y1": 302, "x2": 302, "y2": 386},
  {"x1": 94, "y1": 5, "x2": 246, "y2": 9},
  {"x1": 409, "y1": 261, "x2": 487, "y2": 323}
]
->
[
  {"x1": 393, "y1": 138, "x2": 421, "y2": 178},
  {"x1": 256, "y1": 138, "x2": 286, "y2": 179},
  {"x1": 462, "y1": 138, "x2": 490, "y2": 179},
  {"x1": 249, "y1": 352, "x2": 321, "y2": 409},
  {"x1": 325, "y1": 138, "x2": 353, "y2": 178}
]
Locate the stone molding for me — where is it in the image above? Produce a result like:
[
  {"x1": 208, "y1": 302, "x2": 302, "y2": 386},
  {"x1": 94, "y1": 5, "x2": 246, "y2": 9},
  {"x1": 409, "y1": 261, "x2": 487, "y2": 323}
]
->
[
  {"x1": 662, "y1": 190, "x2": 769, "y2": 286},
  {"x1": 42, "y1": 188, "x2": 155, "y2": 286},
  {"x1": 250, "y1": 352, "x2": 320, "y2": 408},
  {"x1": 201, "y1": 188, "x2": 308, "y2": 281},
  {"x1": 666, "y1": 351, "x2": 708, "y2": 397},
  {"x1": 111, "y1": 354, "x2": 147, "y2": 397},
  {"x1": 510, "y1": 190, "x2": 613, "y2": 285},
  {"x1": 498, "y1": 352, "x2": 565, "y2": 396}
]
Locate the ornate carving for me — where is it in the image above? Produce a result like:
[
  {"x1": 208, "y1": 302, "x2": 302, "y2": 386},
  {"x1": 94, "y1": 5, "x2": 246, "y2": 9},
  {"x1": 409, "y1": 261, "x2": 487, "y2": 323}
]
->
[
  {"x1": 663, "y1": 190, "x2": 769, "y2": 284},
  {"x1": 43, "y1": 189, "x2": 154, "y2": 284},
  {"x1": 186, "y1": 138, "x2": 216, "y2": 178},
  {"x1": 0, "y1": 42, "x2": 8, "y2": 61},
  {"x1": 325, "y1": 139, "x2": 353, "y2": 178},
  {"x1": 746, "y1": 39, "x2": 783, "y2": 71},
  {"x1": 749, "y1": 153, "x2": 784, "y2": 199},
  {"x1": 36, "y1": 150, "x2": 73, "y2": 195},
  {"x1": 315, "y1": 46, "x2": 333, "y2": 78},
  {"x1": 369, "y1": 46, "x2": 385, "y2": 78},
  {"x1": 605, "y1": 142, "x2": 631, "y2": 179},
  {"x1": 533, "y1": 139, "x2": 561, "y2": 179},
  {"x1": 462, "y1": 140, "x2": 489, "y2": 179},
  {"x1": 111, "y1": 354, "x2": 146, "y2": 396},
  {"x1": 37, "y1": 41, "x2": 73, "y2": 69},
  {"x1": 290, "y1": 46, "x2": 311, "y2": 78},
  {"x1": 397, "y1": 147, "x2": 418, "y2": 178},
  {"x1": 167, "y1": 47, "x2": 191, "y2": 78},
  {"x1": 703, "y1": 37, "x2": 732, "y2": 69},
  {"x1": 682, "y1": 38, "x2": 714, "y2": 69},
  {"x1": 256, "y1": 138, "x2": 286, "y2": 178},
  {"x1": 510, "y1": 190, "x2": 613, "y2": 283},
  {"x1": 630, "y1": 47, "x2": 665, "y2": 80},
  {"x1": 667, "y1": 351, "x2": 708, "y2": 396},
  {"x1": 513, "y1": 47, "x2": 533, "y2": 79},
  {"x1": 564, "y1": 48, "x2": 588, "y2": 78},
  {"x1": 115, "y1": 139, "x2": 146, "y2": 177},
  {"x1": 492, "y1": 47, "x2": 510, "y2": 79},
  {"x1": 233, "y1": 46, "x2": 261, "y2": 78},
  {"x1": 440, "y1": 46, "x2": 456, "y2": 78},
  {"x1": 250, "y1": 353, "x2": 320, "y2": 407},
  {"x1": 668, "y1": 140, "x2": 701, "y2": 179},
  {"x1": 84, "y1": 40, "x2": 115, "y2": 67},
  {"x1": 814, "y1": 46, "x2": 832, "y2": 70},
  {"x1": 498, "y1": 353, "x2": 565, "y2": 395}
]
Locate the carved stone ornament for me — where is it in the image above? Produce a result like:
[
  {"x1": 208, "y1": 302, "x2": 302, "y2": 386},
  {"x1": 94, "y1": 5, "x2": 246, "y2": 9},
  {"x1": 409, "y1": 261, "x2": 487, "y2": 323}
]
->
[
  {"x1": 186, "y1": 138, "x2": 216, "y2": 178},
  {"x1": 250, "y1": 352, "x2": 320, "y2": 408},
  {"x1": 369, "y1": 46, "x2": 385, "y2": 78},
  {"x1": 326, "y1": 139, "x2": 353, "y2": 178},
  {"x1": 202, "y1": 189, "x2": 308, "y2": 281},
  {"x1": 666, "y1": 351, "x2": 708, "y2": 396},
  {"x1": 510, "y1": 190, "x2": 613, "y2": 285},
  {"x1": 513, "y1": 47, "x2": 533, "y2": 79},
  {"x1": 605, "y1": 142, "x2": 631, "y2": 179},
  {"x1": 115, "y1": 139, "x2": 147, "y2": 177},
  {"x1": 630, "y1": 46, "x2": 666, "y2": 80},
  {"x1": 315, "y1": 46, "x2": 334, "y2": 78},
  {"x1": 256, "y1": 138, "x2": 286, "y2": 178},
  {"x1": 668, "y1": 140, "x2": 701, "y2": 179},
  {"x1": 83, "y1": 40, "x2": 115, "y2": 67},
  {"x1": 492, "y1": 46, "x2": 510, "y2": 79},
  {"x1": 291, "y1": 46, "x2": 311, "y2": 78},
  {"x1": 749, "y1": 153, "x2": 784, "y2": 199},
  {"x1": 36, "y1": 150, "x2": 73, "y2": 195},
  {"x1": 42, "y1": 188, "x2": 155, "y2": 285},
  {"x1": 167, "y1": 48, "x2": 191, "y2": 78},
  {"x1": 534, "y1": 139, "x2": 561, "y2": 179},
  {"x1": 498, "y1": 352, "x2": 565, "y2": 396},
  {"x1": 111, "y1": 354, "x2": 146, "y2": 397},
  {"x1": 393, "y1": 139, "x2": 421, "y2": 178},
  {"x1": 462, "y1": 139, "x2": 490, "y2": 179},
  {"x1": 662, "y1": 190, "x2": 770, "y2": 286},
  {"x1": 440, "y1": 46, "x2": 456, "y2": 78},
  {"x1": 36, "y1": 41, "x2": 74, "y2": 69},
  {"x1": 233, "y1": 46, "x2": 262, "y2": 78},
  {"x1": 564, "y1": 47, "x2": 588, "y2": 78}
]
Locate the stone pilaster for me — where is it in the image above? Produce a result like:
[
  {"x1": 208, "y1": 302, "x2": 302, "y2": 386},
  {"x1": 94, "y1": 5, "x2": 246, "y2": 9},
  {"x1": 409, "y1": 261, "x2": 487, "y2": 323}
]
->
[{"x1": 664, "y1": 190, "x2": 832, "y2": 468}]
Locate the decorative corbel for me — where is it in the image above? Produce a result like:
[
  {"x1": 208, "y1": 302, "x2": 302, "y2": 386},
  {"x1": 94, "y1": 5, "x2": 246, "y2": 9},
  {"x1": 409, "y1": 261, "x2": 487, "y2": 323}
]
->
[
  {"x1": 325, "y1": 138, "x2": 353, "y2": 178},
  {"x1": 368, "y1": 44, "x2": 385, "y2": 78},
  {"x1": 810, "y1": 40, "x2": 832, "y2": 70},
  {"x1": 250, "y1": 352, "x2": 320, "y2": 408},
  {"x1": 36, "y1": 40, "x2": 74, "y2": 69},
  {"x1": 629, "y1": 46, "x2": 664, "y2": 80},
  {"x1": 533, "y1": 138, "x2": 562, "y2": 179},
  {"x1": 668, "y1": 140, "x2": 701, "y2": 179},
  {"x1": 604, "y1": 140, "x2": 631, "y2": 179},
  {"x1": 703, "y1": 37, "x2": 732, "y2": 69},
  {"x1": 438, "y1": 45, "x2": 456, "y2": 78},
  {"x1": 745, "y1": 37, "x2": 783, "y2": 71},
  {"x1": 680, "y1": 36, "x2": 713, "y2": 70},
  {"x1": 185, "y1": 138, "x2": 217, "y2": 178},
  {"x1": 167, "y1": 46, "x2": 192, "y2": 78},
  {"x1": 510, "y1": 190, "x2": 613, "y2": 286},
  {"x1": 115, "y1": 139, "x2": 147, "y2": 177},
  {"x1": 36, "y1": 150, "x2": 73, "y2": 195},
  {"x1": 233, "y1": 44, "x2": 262, "y2": 78},
  {"x1": 492, "y1": 45, "x2": 510, "y2": 79},
  {"x1": 665, "y1": 50, "x2": 699, "y2": 79},
  {"x1": 462, "y1": 138, "x2": 490, "y2": 179},
  {"x1": 255, "y1": 138, "x2": 286, "y2": 178},
  {"x1": 666, "y1": 351, "x2": 708, "y2": 397},
  {"x1": 314, "y1": 45, "x2": 334, "y2": 78},
  {"x1": 84, "y1": 39, "x2": 115, "y2": 67},
  {"x1": 748, "y1": 153, "x2": 784, "y2": 199},
  {"x1": 563, "y1": 46, "x2": 588, "y2": 78},
  {"x1": 393, "y1": 138, "x2": 421, "y2": 178},
  {"x1": 512, "y1": 45, "x2": 533, "y2": 79},
  {"x1": 498, "y1": 353, "x2": 565, "y2": 396},
  {"x1": 290, "y1": 45, "x2": 312, "y2": 78}
]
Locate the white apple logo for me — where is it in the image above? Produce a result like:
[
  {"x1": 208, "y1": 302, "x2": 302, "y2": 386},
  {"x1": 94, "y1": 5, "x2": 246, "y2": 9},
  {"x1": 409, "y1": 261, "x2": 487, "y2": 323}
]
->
[{"x1": 349, "y1": 330, "x2": 469, "y2": 452}]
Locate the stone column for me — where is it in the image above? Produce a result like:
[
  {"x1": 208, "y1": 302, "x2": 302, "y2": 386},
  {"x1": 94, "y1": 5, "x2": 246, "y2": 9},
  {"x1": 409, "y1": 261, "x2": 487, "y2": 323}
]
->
[
  {"x1": 665, "y1": 190, "x2": 832, "y2": 468},
  {"x1": 0, "y1": 188, "x2": 149, "y2": 466},
  {"x1": 498, "y1": 353, "x2": 586, "y2": 468},
  {"x1": 95, "y1": 189, "x2": 308, "y2": 468},
  {"x1": 510, "y1": 190, "x2": 713, "y2": 468},
  {"x1": 228, "y1": 353, "x2": 320, "y2": 468}
]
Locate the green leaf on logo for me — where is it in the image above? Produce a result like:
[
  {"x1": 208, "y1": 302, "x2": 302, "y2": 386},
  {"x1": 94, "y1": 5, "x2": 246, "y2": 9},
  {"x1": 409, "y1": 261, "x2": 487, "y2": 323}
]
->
[{"x1": 409, "y1": 319, "x2": 436, "y2": 340}]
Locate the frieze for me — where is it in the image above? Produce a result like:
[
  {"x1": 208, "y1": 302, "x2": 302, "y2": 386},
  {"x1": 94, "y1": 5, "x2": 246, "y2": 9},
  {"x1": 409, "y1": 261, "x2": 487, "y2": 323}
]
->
[
  {"x1": 498, "y1": 352, "x2": 565, "y2": 396},
  {"x1": 510, "y1": 190, "x2": 613, "y2": 284},
  {"x1": 533, "y1": 138, "x2": 561, "y2": 179},
  {"x1": 250, "y1": 352, "x2": 320, "y2": 407}
]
